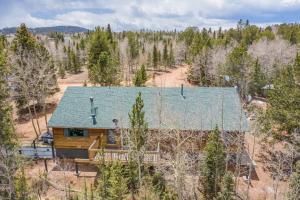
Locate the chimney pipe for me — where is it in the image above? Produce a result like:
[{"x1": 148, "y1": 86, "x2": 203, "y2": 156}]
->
[{"x1": 90, "y1": 97, "x2": 95, "y2": 116}]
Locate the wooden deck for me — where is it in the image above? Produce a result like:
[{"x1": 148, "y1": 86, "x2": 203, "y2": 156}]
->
[
  {"x1": 75, "y1": 139, "x2": 160, "y2": 164},
  {"x1": 94, "y1": 149, "x2": 160, "y2": 163}
]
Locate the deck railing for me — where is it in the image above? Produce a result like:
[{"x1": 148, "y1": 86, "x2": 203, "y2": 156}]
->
[{"x1": 86, "y1": 138, "x2": 160, "y2": 164}]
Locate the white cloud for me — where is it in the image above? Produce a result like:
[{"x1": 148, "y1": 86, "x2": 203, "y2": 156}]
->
[{"x1": 1, "y1": 0, "x2": 300, "y2": 30}]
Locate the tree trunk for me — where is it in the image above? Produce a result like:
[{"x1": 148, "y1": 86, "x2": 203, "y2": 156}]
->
[
  {"x1": 27, "y1": 101, "x2": 39, "y2": 139},
  {"x1": 33, "y1": 101, "x2": 42, "y2": 136},
  {"x1": 138, "y1": 157, "x2": 142, "y2": 188},
  {"x1": 43, "y1": 98, "x2": 49, "y2": 133}
]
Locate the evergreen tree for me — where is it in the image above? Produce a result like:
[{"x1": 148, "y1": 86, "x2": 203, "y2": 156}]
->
[
  {"x1": 147, "y1": 52, "x2": 152, "y2": 68},
  {"x1": 152, "y1": 172, "x2": 167, "y2": 199},
  {"x1": 225, "y1": 44, "x2": 251, "y2": 80},
  {"x1": 88, "y1": 27, "x2": 119, "y2": 85},
  {"x1": 0, "y1": 36, "x2": 15, "y2": 148},
  {"x1": 0, "y1": 36, "x2": 19, "y2": 200},
  {"x1": 127, "y1": 32, "x2": 139, "y2": 61},
  {"x1": 249, "y1": 58, "x2": 266, "y2": 96},
  {"x1": 133, "y1": 65, "x2": 147, "y2": 87},
  {"x1": 168, "y1": 43, "x2": 175, "y2": 68},
  {"x1": 68, "y1": 48, "x2": 81, "y2": 74},
  {"x1": 128, "y1": 92, "x2": 149, "y2": 186},
  {"x1": 293, "y1": 52, "x2": 300, "y2": 82},
  {"x1": 106, "y1": 24, "x2": 113, "y2": 43},
  {"x1": 158, "y1": 50, "x2": 162, "y2": 69},
  {"x1": 287, "y1": 161, "x2": 300, "y2": 200},
  {"x1": 134, "y1": 70, "x2": 143, "y2": 87},
  {"x1": 96, "y1": 149, "x2": 111, "y2": 199},
  {"x1": 88, "y1": 27, "x2": 110, "y2": 70},
  {"x1": 108, "y1": 162, "x2": 127, "y2": 200},
  {"x1": 89, "y1": 51, "x2": 119, "y2": 85},
  {"x1": 79, "y1": 38, "x2": 85, "y2": 50},
  {"x1": 199, "y1": 126, "x2": 226, "y2": 200},
  {"x1": 12, "y1": 23, "x2": 35, "y2": 53},
  {"x1": 58, "y1": 62, "x2": 66, "y2": 79},
  {"x1": 216, "y1": 172, "x2": 235, "y2": 200},
  {"x1": 163, "y1": 42, "x2": 168, "y2": 67},
  {"x1": 11, "y1": 23, "x2": 36, "y2": 110},
  {"x1": 153, "y1": 44, "x2": 158, "y2": 69},
  {"x1": 140, "y1": 64, "x2": 147, "y2": 83},
  {"x1": 15, "y1": 168, "x2": 30, "y2": 200},
  {"x1": 124, "y1": 160, "x2": 139, "y2": 200},
  {"x1": 290, "y1": 30, "x2": 297, "y2": 45},
  {"x1": 260, "y1": 66, "x2": 300, "y2": 138},
  {"x1": 11, "y1": 24, "x2": 57, "y2": 137}
]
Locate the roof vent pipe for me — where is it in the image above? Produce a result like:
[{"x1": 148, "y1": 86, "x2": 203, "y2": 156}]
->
[{"x1": 90, "y1": 97, "x2": 95, "y2": 116}]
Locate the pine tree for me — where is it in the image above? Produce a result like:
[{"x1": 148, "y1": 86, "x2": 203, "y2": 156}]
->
[
  {"x1": 0, "y1": 36, "x2": 15, "y2": 148},
  {"x1": 133, "y1": 65, "x2": 147, "y2": 87},
  {"x1": 124, "y1": 160, "x2": 139, "y2": 200},
  {"x1": 106, "y1": 24, "x2": 113, "y2": 43},
  {"x1": 134, "y1": 70, "x2": 143, "y2": 87},
  {"x1": 290, "y1": 30, "x2": 297, "y2": 45},
  {"x1": 216, "y1": 172, "x2": 235, "y2": 200},
  {"x1": 127, "y1": 32, "x2": 139, "y2": 61},
  {"x1": 287, "y1": 162, "x2": 300, "y2": 200},
  {"x1": 88, "y1": 27, "x2": 119, "y2": 85},
  {"x1": 96, "y1": 149, "x2": 111, "y2": 199},
  {"x1": 293, "y1": 52, "x2": 300, "y2": 82},
  {"x1": 15, "y1": 168, "x2": 30, "y2": 200},
  {"x1": 249, "y1": 58, "x2": 266, "y2": 96},
  {"x1": 108, "y1": 162, "x2": 127, "y2": 200},
  {"x1": 152, "y1": 172, "x2": 167, "y2": 199},
  {"x1": 68, "y1": 49, "x2": 81, "y2": 74},
  {"x1": 226, "y1": 44, "x2": 251, "y2": 80},
  {"x1": 11, "y1": 23, "x2": 36, "y2": 110},
  {"x1": 0, "y1": 36, "x2": 19, "y2": 200},
  {"x1": 90, "y1": 51, "x2": 119, "y2": 85},
  {"x1": 140, "y1": 64, "x2": 147, "y2": 83},
  {"x1": 147, "y1": 52, "x2": 152, "y2": 68},
  {"x1": 163, "y1": 42, "x2": 168, "y2": 68},
  {"x1": 58, "y1": 63, "x2": 66, "y2": 79},
  {"x1": 260, "y1": 66, "x2": 300, "y2": 138},
  {"x1": 88, "y1": 27, "x2": 110, "y2": 70},
  {"x1": 199, "y1": 126, "x2": 226, "y2": 200},
  {"x1": 153, "y1": 44, "x2": 158, "y2": 69},
  {"x1": 10, "y1": 24, "x2": 57, "y2": 137},
  {"x1": 168, "y1": 43, "x2": 175, "y2": 68},
  {"x1": 128, "y1": 92, "x2": 149, "y2": 186}
]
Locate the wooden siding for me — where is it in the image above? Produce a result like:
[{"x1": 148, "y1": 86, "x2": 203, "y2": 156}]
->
[{"x1": 52, "y1": 128, "x2": 121, "y2": 149}]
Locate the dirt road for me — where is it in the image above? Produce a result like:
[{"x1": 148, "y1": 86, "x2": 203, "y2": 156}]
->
[{"x1": 146, "y1": 64, "x2": 192, "y2": 87}]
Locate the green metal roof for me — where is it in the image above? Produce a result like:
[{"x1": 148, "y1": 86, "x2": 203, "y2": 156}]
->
[{"x1": 48, "y1": 86, "x2": 249, "y2": 132}]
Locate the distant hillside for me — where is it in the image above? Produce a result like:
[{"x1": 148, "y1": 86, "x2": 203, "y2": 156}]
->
[{"x1": 0, "y1": 26, "x2": 89, "y2": 35}]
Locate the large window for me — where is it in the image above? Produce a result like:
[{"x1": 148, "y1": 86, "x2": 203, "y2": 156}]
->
[
  {"x1": 64, "y1": 129, "x2": 88, "y2": 137},
  {"x1": 107, "y1": 129, "x2": 116, "y2": 144}
]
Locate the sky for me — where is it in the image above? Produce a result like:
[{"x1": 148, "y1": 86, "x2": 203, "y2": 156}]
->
[{"x1": 1, "y1": 0, "x2": 300, "y2": 31}]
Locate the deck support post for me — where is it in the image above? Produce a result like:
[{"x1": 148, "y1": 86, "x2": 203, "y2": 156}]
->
[
  {"x1": 44, "y1": 159, "x2": 48, "y2": 172},
  {"x1": 75, "y1": 162, "x2": 79, "y2": 176},
  {"x1": 51, "y1": 142, "x2": 55, "y2": 160}
]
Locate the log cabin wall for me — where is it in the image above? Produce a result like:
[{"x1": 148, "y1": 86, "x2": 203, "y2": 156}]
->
[{"x1": 52, "y1": 128, "x2": 121, "y2": 150}]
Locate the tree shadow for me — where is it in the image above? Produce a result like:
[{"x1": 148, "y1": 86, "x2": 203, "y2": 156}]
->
[{"x1": 16, "y1": 102, "x2": 57, "y2": 124}]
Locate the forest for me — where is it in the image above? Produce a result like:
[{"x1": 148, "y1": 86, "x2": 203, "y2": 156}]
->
[{"x1": 0, "y1": 19, "x2": 300, "y2": 200}]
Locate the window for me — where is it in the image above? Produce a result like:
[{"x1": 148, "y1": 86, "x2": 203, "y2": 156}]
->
[
  {"x1": 64, "y1": 129, "x2": 88, "y2": 137},
  {"x1": 107, "y1": 129, "x2": 116, "y2": 144}
]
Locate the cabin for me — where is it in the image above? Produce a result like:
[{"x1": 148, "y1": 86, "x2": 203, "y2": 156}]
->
[{"x1": 48, "y1": 86, "x2": 249, "y2": 165}]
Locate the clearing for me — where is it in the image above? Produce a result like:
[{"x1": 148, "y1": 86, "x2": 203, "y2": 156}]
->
[{"x1": 16, "y1": 65, "x2": 287, "y2": 199}]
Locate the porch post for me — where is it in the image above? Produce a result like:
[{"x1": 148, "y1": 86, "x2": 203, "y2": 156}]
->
[{"x1": 75, "y1": 162, "x2": 79, "y2": 176}]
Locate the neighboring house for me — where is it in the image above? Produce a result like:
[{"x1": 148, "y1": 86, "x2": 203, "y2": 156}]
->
[{"x1": 48, "y1": 86, "x2": 249, "y2": 165}]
